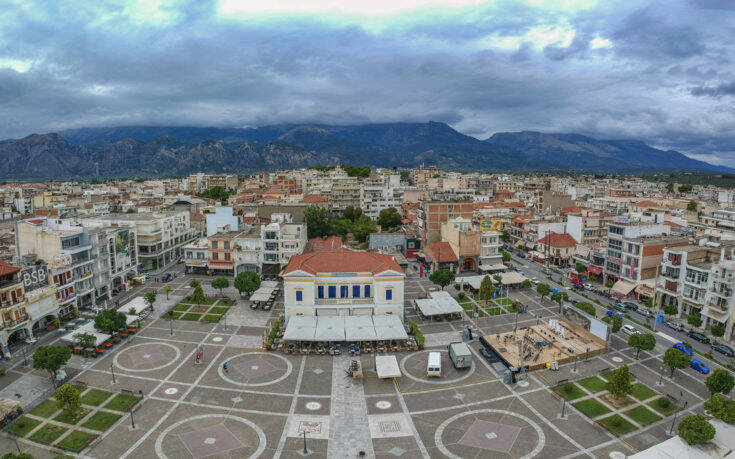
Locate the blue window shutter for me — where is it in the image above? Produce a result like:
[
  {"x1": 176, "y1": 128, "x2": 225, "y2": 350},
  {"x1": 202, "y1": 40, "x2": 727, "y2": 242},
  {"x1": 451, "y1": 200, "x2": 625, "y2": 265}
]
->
[
  {"x1": 365, "y1": 285, "x2": 371, "y2": 297},
  {"x1": 386, "y1": 289, "x2": 392, "y2": 300},
  {"x1": 296, "y1": 290, "x2": 303, "y2": 301},
  {"x1": 340, "y1": 285, "x2": 348, "y2": 298},
  {"x1": 317, "y1": 286, "x2": 324, "y2": 298},
  {"x1": 328, "y1": 286, "x2": 336, "y2": 298},
  {"x1": 353, "y1": 285, "x2": 360, "y2": 298}
]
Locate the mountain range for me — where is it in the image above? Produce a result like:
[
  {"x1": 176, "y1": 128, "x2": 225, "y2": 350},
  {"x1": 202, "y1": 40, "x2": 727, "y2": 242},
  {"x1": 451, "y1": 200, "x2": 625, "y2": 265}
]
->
[{"x1": 0, "y1": 122, "x2": 728, "y2": 180}]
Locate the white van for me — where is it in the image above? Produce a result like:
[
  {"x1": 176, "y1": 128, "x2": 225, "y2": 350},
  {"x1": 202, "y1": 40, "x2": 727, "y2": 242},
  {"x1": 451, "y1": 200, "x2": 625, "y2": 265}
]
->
[{"x1": 427, "y1": 352, "x2": 442, "y2": 377}]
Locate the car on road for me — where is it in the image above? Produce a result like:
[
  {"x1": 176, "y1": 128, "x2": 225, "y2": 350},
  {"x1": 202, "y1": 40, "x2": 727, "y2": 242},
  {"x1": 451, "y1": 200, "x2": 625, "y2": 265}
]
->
[
  {"x1": 161, "y1": 273, "x2": 173, "y2": 282},
  {"x1": 687, "y1": 330, "x2": 711, "y2": 344},
  {"x1": 672, "y1": 342, "x2": 694, "y2": 355},
  {"x1": 712, "y1": 343, "x2": 735, "y2": 357},
  {"x1": 622, "y1": 324, "x2": 639, "y2": 335},
  {"x1": 479, "y1": 348, "x2": 495, "y2": 361},
  {"x1": 690, "y1": 358, "x2": 710, "y2": 374},
  {"x1": 636, "y1": 308, "x2": 654, "y2": 318},
  {"x1": 584, "y1": 283, "x2": 595, "y2": 291},
  {"x1": 607, "y1": 309, "x2": 623, "y2": 319},
  {"x1": 531, "y1": 277, "x2": 539, "y2": 284},
  {"x1": 611, "y1": 303, "x2": 627, "y2": 313},
  {"x1": 623, "y1": 302, "x2": 638, "y2": 312},
  {"x1": 666, "y1": 321, "x2": 685, "y2": 332}
]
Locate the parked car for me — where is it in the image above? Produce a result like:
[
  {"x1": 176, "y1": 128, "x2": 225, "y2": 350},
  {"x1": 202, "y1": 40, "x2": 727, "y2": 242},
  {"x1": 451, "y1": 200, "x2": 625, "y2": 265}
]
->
[
  {"x1": 636, "y1": 308, "x2": 653, "y2": 318},
  {"x1": 607, "y1": 309, "x2": 623, "y2": 319},
  {"x1": 673, "y1": 342, "x2": 694, "y2": 355},
  {"x1": 622, "y1": 324, "x2": 639, "y2": 335},
  {"x1": 161, "y1": 273, "x2": 173, "y2": 282},
  {"x1": 687, "y1": 330, "x2": 711, "y2": 344},
  {"x1": 690, "y1": 358, "x2": 711, "y2": 374},
  {"x1": 666, "y1": 321, "x2": 685, "y2": 332},
  {"x1": 531, "y1": 277, "x2": 539, "y2": 284},
  {"x1": 622, "y1": 302, "x2": 638, "y2": 312},
  {"x1": 584, "y1": 283, "x2": 595, "y2": 291},
  {"x1": 712, "y1": 343, "x2": 735, "y2": 357},
  {"x1": 479, "y1": 348, "x2": 494, "y2": 360},
  {"x1": 611, "y1": 303, "x2": 627, "y2": 313}
]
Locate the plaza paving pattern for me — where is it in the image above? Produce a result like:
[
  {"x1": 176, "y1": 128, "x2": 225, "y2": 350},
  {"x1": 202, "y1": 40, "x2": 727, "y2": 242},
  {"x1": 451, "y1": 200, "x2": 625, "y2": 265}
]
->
[{"x1": 0, "y1": 272, "x2": 715, "y2": 458}]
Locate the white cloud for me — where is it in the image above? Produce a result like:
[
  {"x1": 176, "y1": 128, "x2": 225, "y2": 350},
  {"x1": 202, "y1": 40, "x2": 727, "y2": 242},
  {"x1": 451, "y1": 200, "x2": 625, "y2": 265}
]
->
[
  {"x1": 589, "y1": 36, "x2": 613, "y2": 49},
  {"x1": 218, "y1": 0, "x2": 487, "y2": 17},
  {"x1": 0, "y1": 58, "x2": 32, "y2": 73}
]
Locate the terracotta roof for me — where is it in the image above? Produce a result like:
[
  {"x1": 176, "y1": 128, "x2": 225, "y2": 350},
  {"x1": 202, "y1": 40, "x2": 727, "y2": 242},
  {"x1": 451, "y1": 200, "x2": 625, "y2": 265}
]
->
[
  {"x1": 284, "y1": 248, "x2": 403, "y2": 275},
  {"x1": 304, "y1": 236, "x2": 343, "y2": 253},
  {"x1": 538, "y1": 232, "x2": 578, "y2": 248},
  {"x1": 561, "y1": 206, "x2": 583, "y2": 214},
  {"x1": 0, "y1": 260, "x2": 20, "y2": 276},
  {"x1": 634, "y1": 200, "x2": 659, "y2": 207},
  {"x1": 301, "y1": 195, "x2": 330, "y2": 203},
  {"x1": 496, "y1": 189, "x2": 514, "y2": 195},
  {"x1": 427, "y1": 241, "x2": 458, "y2": 263},
  {"x1": 664, "y1": 221, "x2": 684, "y2": 228}
]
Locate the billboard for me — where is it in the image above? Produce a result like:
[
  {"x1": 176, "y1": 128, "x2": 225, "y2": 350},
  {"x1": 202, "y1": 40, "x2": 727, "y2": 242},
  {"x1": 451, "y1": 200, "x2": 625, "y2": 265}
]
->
[
  {"x1": 115, "y1": 229, "x2": 130, "y2": 256},
  {"x1": 21, "y1": 264, "x2": 49, "y2": 293},
  {"x1": 479, "y1": 219, "x2": 503, "y2": 231},
  {"x1": 561, "y1": 303, "x2": 609, "y2": 343}
]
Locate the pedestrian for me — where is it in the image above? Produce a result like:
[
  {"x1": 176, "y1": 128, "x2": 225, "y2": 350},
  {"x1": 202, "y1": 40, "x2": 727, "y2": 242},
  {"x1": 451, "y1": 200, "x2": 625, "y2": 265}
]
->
[{"x1": 223, "y1": 361, "x2": 229, "y2": 373}]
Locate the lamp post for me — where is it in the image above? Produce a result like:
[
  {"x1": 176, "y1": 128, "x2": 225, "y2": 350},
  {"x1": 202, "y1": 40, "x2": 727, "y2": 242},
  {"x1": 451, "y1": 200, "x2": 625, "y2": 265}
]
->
[
  {"x1": 668, "y1": 399, "x2": 687, "y2": 436},
  {"x1": 22, "y1": 344, "x2": 28, "y2": 367},
  {"x1": 656, "y1": 363, "x2": 665, "y2": 386},
  {"x1": 302, "y1": 431, "x2": 308, "y2": 454},
  {"x1": 130, "y1": 407, "x2": 136, "y2": 429},
  {"x1": 169, "y1": 315, "x2": 173, "y2": 336},
  {"x1": 224, "y1": 314, "x2": 227, "y2": 331},
  {"x1": 111, "y1": 364, "x2": 116, "y2": 384},
  {"x1": 560, "y1": 397, "x2": 567, "y2": 419}
]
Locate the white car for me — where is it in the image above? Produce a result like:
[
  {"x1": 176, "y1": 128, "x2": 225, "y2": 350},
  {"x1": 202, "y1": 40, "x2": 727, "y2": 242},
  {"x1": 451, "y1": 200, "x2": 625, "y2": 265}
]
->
[
  {"x1": 531, "y1": 277, "x2": 539, "y2": 284},
  {"x1": 622, "y1": 324, "x2": 639, "y2": 335},
  {"x1": 584, "y1": 283, "x2": 594, "y2": 290}
]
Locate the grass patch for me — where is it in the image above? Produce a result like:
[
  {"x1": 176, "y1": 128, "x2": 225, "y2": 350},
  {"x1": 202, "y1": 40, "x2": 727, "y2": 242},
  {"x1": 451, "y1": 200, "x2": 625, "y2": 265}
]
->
[
  {"x1": 181, "y1": 313, "x2": 202, "y2": 321},
  {"x1": 598, "y1": 414, "x2": 637, "y2": 436},
  {"x1": 29, "y1": 400, "x2": 58, "y2": 418},
  {"x1": 485, "y1": 307, "x2": 505, "y2": 316},
  {"x1": 172, "y1": 303, "x2": 191, "y2": 312},
  {"x1": 624, "y1": 405, "x2": 662, "y2": 426},
  {"x1": 29, "y1": 424, "x2": 68, "y2": 444},
  {"x1": 170, "y1": 311, "x2": 182, "y2": 319},
  {"x1": 81, "y1": 411, "x2": 122, "y2": 431},
  {"x1": 81, "y1": 389, "x2": 113, "y2": 407},
  {"x1": 53, "y1": 407, "x2": 91, "y2": 425},
  {"x1": 104, "y1": 394, "x2": 141, "y2": 412},
  {"x1": 573, "y1": 398, "x2": 612, "y2": 418},
  {"x1": 495, "y1": 298, "x2": 514, "y2": 306},
  {"x1": 189, "y1": 305, "x2": 209, "y2": 313},
  {"x1": 208, "y1": 306, "x2": 229, "y2": 314},
  {"x1": 505, "y1": 303, "x2": 520, "y2": 313},
  {"x1": 556, "y1": 382, "x2": 587, "y2": 401},
  {"x1": 9, "y1": 416, "x2": 41, "y2": 437},
  {"x1": 578, "y1": 376, "x2": 608, "y2": 393},
  {"x1": 217, "y1": 298, "x2": 234, "y2": 306},
  {"x1": 56, "y1": 430, "x2": 97, "y2": 453},
  {"x1": 647, "y1": 396, "x2": 677, "y2": 416},
  {"x1": 600, "y1": 371, "x2": 615, "y2": 381},
  {"x1": 203, "y1": 314, "x2": 221, "y2": 323},
  {"x1": 630, "y1": 383, "x2": 657, "y2": 401}
]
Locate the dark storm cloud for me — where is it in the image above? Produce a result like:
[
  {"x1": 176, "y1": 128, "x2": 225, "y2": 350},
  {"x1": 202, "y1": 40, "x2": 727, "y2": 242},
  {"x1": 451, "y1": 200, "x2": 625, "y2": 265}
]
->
[{"x1": 0, "y1": 0, "x2": 734, "y2": 165}]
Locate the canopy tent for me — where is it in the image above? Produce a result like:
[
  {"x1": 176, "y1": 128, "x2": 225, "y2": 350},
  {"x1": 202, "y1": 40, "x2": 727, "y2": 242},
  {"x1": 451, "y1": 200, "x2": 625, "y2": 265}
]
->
[
  {"x1": 372, "y1": 314, "x2": 409, "y2": 341},
  {"x1": 345, "y1": 324, "x2": 378, "y2": 341},
  {"x1": 60, "y1": 321, "x2": 111, "y2": 347},
  {"x1": 250, "y1": 291, "x2": 272, "y2": 303},
  {"x1": 479, "y1": 263, "x2": 507, "y2": 272},
  {"x1": 375, "y1": 355, "x2": 401, "y2": 379},
  {"x1": 635, "y1": 279, "x2": 655, "y2": 297},
  {"x1": 500, "y1": 271, "x2": 527, "y2": 285},
  {"x1": 125, "y1": 314, "x2": 139, "y2": 326},
  {"x1": 315, "y1": 316, "x2": 346, "y2": 341},
  {"x1": 260, "y1": 280, "x2": 279, "y2": 288},
  {"x1": 282, "y1": 314, "x2": 407, "y2": 342},
  {"x1": 457, "y1": 275, "x2": 484, "y2": 290},
  {"x1": 282, "y1": 315, "x2": 317, "y2": 341},
  {"x1": 119, "y1": 296, "x2": 149, "y2": 315},
  {"x1": 612, "y1": 280, "x2": 636, "y2": 296},
  {"x1": 414, "y1": 291, "x2": 463, "y2": 317}
]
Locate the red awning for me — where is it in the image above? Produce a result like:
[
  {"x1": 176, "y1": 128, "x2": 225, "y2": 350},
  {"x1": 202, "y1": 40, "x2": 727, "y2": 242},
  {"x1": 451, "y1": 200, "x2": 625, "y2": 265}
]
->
[{"x1": 588, "y1": 266, "x2": 603, "y2": 275}]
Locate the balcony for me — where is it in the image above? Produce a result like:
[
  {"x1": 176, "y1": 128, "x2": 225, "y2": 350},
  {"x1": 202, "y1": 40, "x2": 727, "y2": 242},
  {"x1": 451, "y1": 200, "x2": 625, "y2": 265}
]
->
[
  {"x1": 0, "y1": 297, "x2": 25, "y2": 309},
  {"x1": 2, "y1": 314, "x2": 29, "y2": 329},
  {"x1": 315, "y1": 298, "x2": 374, "y2": 305}
]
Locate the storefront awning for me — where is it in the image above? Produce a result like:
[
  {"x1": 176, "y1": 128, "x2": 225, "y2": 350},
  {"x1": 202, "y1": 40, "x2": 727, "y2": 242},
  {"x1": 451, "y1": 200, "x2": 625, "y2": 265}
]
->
[
  {"x1": 588, "y1": 266, "x2": 603, "y2": 275},
  {"x1": 612, "y1": 280, "x2": 636, "y2": 296}
]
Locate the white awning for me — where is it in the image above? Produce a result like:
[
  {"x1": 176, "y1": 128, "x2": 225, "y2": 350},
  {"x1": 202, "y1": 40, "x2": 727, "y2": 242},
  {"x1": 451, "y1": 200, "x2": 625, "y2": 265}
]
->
[
  {"x1": 375, "y1": 355, "x2": 401, "y2": 379},
  {"x1": 479, "y1": 264, "x2": 507, "y2": 272},
  {"x1": 612, "y1": 280, "x2": 637, "y2": 296},
  {"x1": 250, "y1": 292, "x2": 272, "y2": 302},
  {"x1": 457, "y1": 275, "x2": 485, "y2": 290},
  {"x1": 501, "y1": 271, "x2": 527, "y2": 285},
  {"x1": 60, "y1": 321, "x2": 111, "y2": 346},
  {"x1": 414, "y1": 291, "x2": 463, "y2": 316},
  {"x1": 283, "y1": 315, "x2": 406, "y2": 342},
  {"x1": 373, "y1": 314, "x2": 408, "y2": 341},
  {"x1": 315, "y1": 316, "x2": 345, "y2": 341},
  {"x1": 118, "y1": 296, "x2": 149, "y2": 315},
  {"x1": 574, "y1": 245, "x2": 590, "y2": 258},
  {"x1": 282, "y1": 315, "x2": 317, "y2": 341},
  {"x1": 261, "y1": 280, "x2": 279, "y2": 288}
]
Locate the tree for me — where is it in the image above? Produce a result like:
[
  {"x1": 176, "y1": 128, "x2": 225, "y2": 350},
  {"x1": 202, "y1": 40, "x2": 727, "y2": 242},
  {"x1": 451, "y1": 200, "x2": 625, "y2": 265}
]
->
[
  {"x1": 94, "y1": 309, "x2": 127, "y2": 334},
  {"x1": 678, "y1": 184, "x2": 693, "y2": 193},
  {"x1": 687, "y1": 200, "x2": 698, "y2": 212},
  {"x1": 501, "y1": 251, "x2": 511, "y2": 263},
  {"x1": 2, "y1": 453, "x2": 34, "y2": 459},
  {"x1": 711, "y1": 324, "x2": 725, "y2": 337},
  {"x1": 190, "y1": 283, "x2": 207, "y2": 306},
  {"x1": 664, "y1": 304, "x2": 678, "y2": 315},
  {"x1": 611, "y1": 316, "x2": 623, "y2": 333},
  {"x1": 664, "y1": 347, "x2": 692, "y2": 378},
  {"x1": 377, "y1": 207, "x2": 402, "y2": 229},
  {"x1": 536, "y1": 283, "x2": 551, "y2": 299},
  {"x1": 688, "y1": 314, "x2": 702, "y2": 327},
  {"x1": 666, "y1": 182, "x2": 675, "y2": 193},
  {"x1": 607, "y1": 365, "x2": 633, "y2": 398},
  {"x1": 164, "y1": 285, "x2": 172, "y2": 300},
  {"x1": 351, "y1": 216, "x2": 377, "y2": 243},
  {"x1": 143, "y1": 292, "x2": 156, "y2": 310},
  {"x1": 605, "y1": 278, "x2": 615, "y2": 289},
  {"x1": 429, "y1": 269, "x2": 455, "y2": 290},
  {"x1": 305, "y1": 205, "x2": 330, "y2": 238},
  {"x1": 575, "y1": 262, "x2": 587, "y2": 274},
  {"x1": 74, "y1": 333, "x2": 95, "y2": 350},
  {"x1": 493, "y1": 274, "x2": 502, "y2": 284},
  {"x1": 478, "y1": 276, "x2": 494, "y2": 301},
  {"x1": 55, "y1": 384, "x2": 81, "y2": 414},
  {"x1": 235, "y1": 270, "x2": 261, "y2": 296},
  {"x1": 628, "y1": 333, "x2": 656, "y2": 359},
  {"x1": 189, "y1": 279, "x2": 201, "y2": 289},
  {"x1": 678, "y1": 414, "x2": 715, "y2": 445},
  {"x1": 211, "y1": 277, "x2": 229, "y2": 296},
  {"x1": 551, "y1": 291, "x2": 568, "y2": 306},
  {"x1": 575, "y1": 301, "x2": 597, "y2": 317},
  {"x1": 704, "y1": 393, "x2": 735, "y2": 424},
  {"x1": 706, "y1": 369, "x2": 735, "y2": 396},
  {"x1": 521, "y1": 279, "x2": 532, "y2": 288},
  {"x1": 32, "y1": 346, "x2": 71, "y2": 380},
  {"x1": 342, "y1": 206, "x2": 364, "y2": 222}
]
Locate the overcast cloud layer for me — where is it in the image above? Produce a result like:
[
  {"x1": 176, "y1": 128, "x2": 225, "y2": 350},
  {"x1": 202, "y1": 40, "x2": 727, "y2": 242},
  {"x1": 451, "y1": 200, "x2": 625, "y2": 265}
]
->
[{"x1": 2, "y1": 0, "x2": 735, "y2": 165}]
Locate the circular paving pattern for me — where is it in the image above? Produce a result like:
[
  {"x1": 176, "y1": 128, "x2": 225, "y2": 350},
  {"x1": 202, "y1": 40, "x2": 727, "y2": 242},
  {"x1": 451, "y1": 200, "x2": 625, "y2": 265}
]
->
[
  {"x1": 435, "y1": 409, "x2": 545, "y2": 459},
  {"x1": 114, "y1": 342, "x2": 181, "y2": 372},
  {"x1": 154, "y1": 414, "x2": 266, "y2": 459},
  {"x1": 213, "y1": 337, "x2": 224, "y2": 342},
  {"x1": 517, "y1": 380, "x2": 529, "y2": 388},
  {"x1": 609, "y1": 452, "x2": 625, "y2": 459},
  {"x1": 164, "y1": 388, "x2": 179, "y2": 395},
  {"x1": 611, "y1": 356, "x2": 623, "y2": 363},
  {"x1": 305, "y1": 402, "x2": 322, "y2": 411},
  {"x1": 218, "y1": 352, "x2": 293, "y2": 387},
  {"x1": 376, "y1": 401, "x2": 392, "y2": 409},
  {"x1": 399, "y1": 350, "x2": 476, "y2": 385}
]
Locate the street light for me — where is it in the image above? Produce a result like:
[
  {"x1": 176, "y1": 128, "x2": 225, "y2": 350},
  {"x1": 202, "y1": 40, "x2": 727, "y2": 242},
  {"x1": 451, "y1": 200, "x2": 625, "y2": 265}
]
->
[
  {"x1": 130, "y1": 407, "x2": 136, "y2": 429},
  {"x1": 302, "y1": 431, "x2": 308, "y2": 454},
  {"x1": 111, "y1": 364, "x2": 116, "y2": 384},
  {"x1": 669, "y1": 399, "x2": 688, "y2": 435}
]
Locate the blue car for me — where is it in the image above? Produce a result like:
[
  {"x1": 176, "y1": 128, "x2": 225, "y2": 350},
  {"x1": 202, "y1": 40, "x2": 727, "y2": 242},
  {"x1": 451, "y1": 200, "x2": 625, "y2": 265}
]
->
[
  {"x1": 690, "y1": 358, "x2": 710, "y2": 374},
  {"x1": 606, "y1": 309, "x2": 623, "y2": 319},
  {"x1": 673, "y1": 343, "x2": 694, "y2": 355}
]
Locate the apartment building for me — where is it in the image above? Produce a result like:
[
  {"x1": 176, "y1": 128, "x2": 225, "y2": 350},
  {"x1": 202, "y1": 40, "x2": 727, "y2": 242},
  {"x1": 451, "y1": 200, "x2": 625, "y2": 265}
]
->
[
  {"x1": 566, "y1": 211, "x2": 610, "y2": 247},
  {"x1": 208, "y1": 230, "x2": 242, "y2": 276},
  {"x1": 282, "y1": 248, "x2": 405, "y2": 319},
  {"x1": 424, "y1": 200, "x2": 474, "y2": 243},
  {"x1": 508, "y1": 216, "x2": 565, "y2": 250},
  {"x1": 206, "y1": 174, "x2": 239, "y2": 190},
  {"x1": 440, "y1": 217, "x2": 481, "y2": 272},
  {"x1": 0, "y1": 261, "x2": 30, "y2": 355},
  {"x1": 360, "y1": 185, "x2": 401, "y2": 220},
  {"x1": 329, "y1": 178, "x2": 361, "y2": 212},
  {"x1": 536, "y1": 232, "x2": 578, "y2": 267},
  {"x1": 20, "y1": 261, "x2": 58, "y2": 339},
  {"x1": 261, "y1": 214, "x2": 307, "y2": 276},
  {"x1": 96, "y1": 211, "x2": 199, "y2": 272},
  {"x1": 183, "y1": 238, "x2": 209, "y2": 274},
  {"x1": 479, "y1": 230, "x2": 503, "y2": 270}
]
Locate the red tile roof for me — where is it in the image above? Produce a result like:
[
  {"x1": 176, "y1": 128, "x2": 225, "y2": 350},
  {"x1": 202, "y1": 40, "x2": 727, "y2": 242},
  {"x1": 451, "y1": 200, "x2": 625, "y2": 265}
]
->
[
  {"x1": 301, "y1": 195, "x2": 330, "y2": 203},
  {"x1": 634, "y1": 200, "x2": 659, "y2": 207},
  {"x1": 427, "y1": 241, "x2": 458, "y2": 263},
  {"x1": 0, "y1": 260, "x2": 20, "y2": 276},
  {"x1": 538, "y1": 232, "x2": 578, "y2": 248},
  {"x1": 561, "y1": 206, "x2": 583, "y2": 214},
  {"x1": 304, "y1": 236, "x2": 343, "y2": 253},
  {"x1": 496, "y1": 189, "x2": 514, "y2": 195},
  {"x1": 284, "y1": 248, "x2": 403, "y2": 275}
]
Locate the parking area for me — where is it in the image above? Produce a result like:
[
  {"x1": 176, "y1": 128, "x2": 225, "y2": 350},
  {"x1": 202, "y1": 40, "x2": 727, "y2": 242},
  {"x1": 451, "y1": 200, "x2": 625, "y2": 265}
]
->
[{"x1": 0, "y1": 270, "x2": 717, "y2": 458}]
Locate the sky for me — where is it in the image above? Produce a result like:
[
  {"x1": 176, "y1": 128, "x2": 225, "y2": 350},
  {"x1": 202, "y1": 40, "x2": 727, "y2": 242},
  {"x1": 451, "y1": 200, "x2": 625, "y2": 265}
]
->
[{"x1": 1, "y1": 0, "x2": 735, "y2": 165}]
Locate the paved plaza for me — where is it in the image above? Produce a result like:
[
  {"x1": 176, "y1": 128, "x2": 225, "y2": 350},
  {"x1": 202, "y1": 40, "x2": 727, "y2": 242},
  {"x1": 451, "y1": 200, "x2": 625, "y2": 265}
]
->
[{"x1": 0, "y1": 272, "x2": 714, "y2": 458}]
